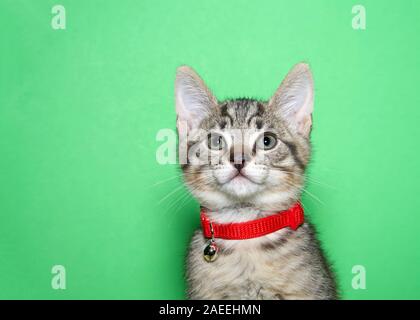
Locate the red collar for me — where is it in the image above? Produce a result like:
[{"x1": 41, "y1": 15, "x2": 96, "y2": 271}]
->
[{"x1": 200, "y1": 202, "x2": 304, "y2": 240}]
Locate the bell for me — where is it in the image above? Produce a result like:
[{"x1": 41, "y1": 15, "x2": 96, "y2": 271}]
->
[{"x1": 203, "y1": 240, "x2": 219, "y2": 262}]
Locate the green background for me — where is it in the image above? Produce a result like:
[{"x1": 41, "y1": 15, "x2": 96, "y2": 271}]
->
[{"x1": 0, "y1": 0, "x2": 419, "y2": 299}]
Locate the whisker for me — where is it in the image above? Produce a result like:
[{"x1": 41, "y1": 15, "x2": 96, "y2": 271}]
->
[
  {"x1": 157, "y1": 184, "x2": 186, "y2": 204},
  {"x1": 281, "y1": 179, "x2": 325, "y2": 206},
  {"x1": 269, "y1": 167, "x2": 337, "y2": 190},
  {"x1": 151, "y1": 174, "x2": 183, "y2": 187}
]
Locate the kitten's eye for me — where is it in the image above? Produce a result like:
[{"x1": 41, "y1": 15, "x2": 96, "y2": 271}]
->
[
  {"x1": 257, "y1": 133, "x2": 277, "y2": 150},
  {"x1": 207, "y1": 133, "x2": 226, "y2": 150}
]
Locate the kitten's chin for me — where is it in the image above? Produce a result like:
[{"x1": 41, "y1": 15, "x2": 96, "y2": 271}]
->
[{"x1": 220, "y1": 175, "x2": 263, "y2": 199}]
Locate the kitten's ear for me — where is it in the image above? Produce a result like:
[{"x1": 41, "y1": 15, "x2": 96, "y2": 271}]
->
[
  {"x1": 269, "y1": 63, "x2": 314, "y2": 137},
  {"x1": 175, "y1": 66, "x2": 217, "y2": 130}
]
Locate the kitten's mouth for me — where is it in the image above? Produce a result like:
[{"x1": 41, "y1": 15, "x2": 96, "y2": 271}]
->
[
  {"x1": 213, "y1": 167, "x2": 265, "y2": 191},
  {"x1": 232, "y1": 173, "x2": 249, "y2": 182},
  {"x1": 219, "y1": 170, "x2": 264, "y2": 198},
  {"x1": 230, "y1": 171, "x2": 261, "y2": 185}
]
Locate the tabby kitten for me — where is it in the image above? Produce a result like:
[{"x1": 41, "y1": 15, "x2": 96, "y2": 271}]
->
[{"x1": 175, "y1": 64, "x2": 337, "y2": 300}]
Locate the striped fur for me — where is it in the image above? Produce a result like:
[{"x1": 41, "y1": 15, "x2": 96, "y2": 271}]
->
[{"x1": 176, "y1": 65, "x2": 338, "y2": 300}]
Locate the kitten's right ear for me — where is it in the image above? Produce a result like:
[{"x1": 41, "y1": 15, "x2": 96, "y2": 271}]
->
[{"x1": 175, "y1": 66, "x2": 217, "y2": 131}]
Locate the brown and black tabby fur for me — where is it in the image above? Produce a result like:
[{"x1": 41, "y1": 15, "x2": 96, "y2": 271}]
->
[{"x1": 175, "y1": 64, "x2": 338, "y2": 299}]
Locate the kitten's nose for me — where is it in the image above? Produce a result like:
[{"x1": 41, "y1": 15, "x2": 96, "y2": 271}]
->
[
  {"x1": 231, "y1": 151, "x2": 246, "y2": 171},
  {"x1": 234, "y1": 161, "x2": 245, "y2": 171}
]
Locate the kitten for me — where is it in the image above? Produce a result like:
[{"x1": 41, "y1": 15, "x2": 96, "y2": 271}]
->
[{"x1": 175, "y1": 64, "x2": 338, "y2": 300}]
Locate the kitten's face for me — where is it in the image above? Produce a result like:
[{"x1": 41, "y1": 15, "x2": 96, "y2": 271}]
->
[{"x1": 175, "y1": 64, "x2": 314, "y2": 210}]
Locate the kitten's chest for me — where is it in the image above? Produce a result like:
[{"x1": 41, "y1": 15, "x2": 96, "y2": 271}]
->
[
  {"x1": 187, "y1": 231, "x2": 293, "y2": 299},
  {"x1": 196, "y1": 249, "x2": 268, "y2": 299}
]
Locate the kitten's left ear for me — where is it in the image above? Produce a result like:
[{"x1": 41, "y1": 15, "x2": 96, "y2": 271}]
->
[{"x1": 269, "y1": 63, "x2": 314, "y2": 137}]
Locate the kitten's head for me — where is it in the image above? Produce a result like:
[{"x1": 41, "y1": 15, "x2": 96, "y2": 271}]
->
[{"x1": 175, "y1": 64, "x2": 314, "y2": 210}]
